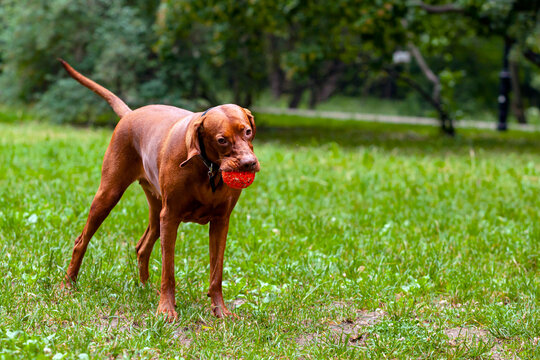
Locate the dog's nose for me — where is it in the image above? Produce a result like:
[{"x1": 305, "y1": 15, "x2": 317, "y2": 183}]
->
[{"x1": 239, "y1": 156, "x2": 258, "y2": 171}]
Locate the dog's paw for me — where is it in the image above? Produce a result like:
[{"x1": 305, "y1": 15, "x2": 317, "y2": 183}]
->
[
  {"x1": 136, "y1": 256, "x2": 150, "y2": 285},
  {"x1": 58, "y1": 277, "x2": 75, "y2": 293},
  {"x1": 157, "y1": 301, "x2": 178, "y2": 322},
  {"x1": 212, "y1": 305, "x2": 238, "y2": 319},
  {"x1": 138, "y1": 268, "x2": 149, "y2": 286}
]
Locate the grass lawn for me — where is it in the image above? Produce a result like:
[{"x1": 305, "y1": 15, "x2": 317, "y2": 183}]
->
[{"x1": 0, "y1": 113, "x2": 538, "y2": 359}]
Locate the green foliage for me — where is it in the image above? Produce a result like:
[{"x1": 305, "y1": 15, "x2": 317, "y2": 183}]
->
[
  {"x1": 391, "y1": 0, "x2": 540, "y2": 127},
  {"x1": 0, "y1": 329, "x2": 57, "y2": 359},
  {"x1": 0, "y1": 0, "x2": 538, "y2": 125},
  {"x1": 0, "y1": 0, "x2": 200, "y2": 125},
  {"x1": 155, "y1": 1, "x2": 417, "y2": 108},
  {"x1": 439, "y1": 68, "x2": 466, "y2": 118},
  {"x1": 36, "y1": 79, "x2": 116, "y2": 126},
  {"x1": 156, "y1": 0, "x2": 269, "y2": 106}
]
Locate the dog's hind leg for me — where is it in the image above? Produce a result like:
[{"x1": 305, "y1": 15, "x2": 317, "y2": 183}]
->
[
  {"x1": 62, "y1": 135, "x2": 140, "y2": 287},
  {"x1": 136, "y1": 186, "x2": 162, "y2": 285}
]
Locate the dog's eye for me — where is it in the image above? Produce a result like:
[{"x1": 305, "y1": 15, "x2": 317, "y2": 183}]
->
[
  {"x1": 217, "y1": 137, "x2": 228, "y2": 145},
  {"x1": 245, "y1": 128, "x2": 252, "y2": 137}
]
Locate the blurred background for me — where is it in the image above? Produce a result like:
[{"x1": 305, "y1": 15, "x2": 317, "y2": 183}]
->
[
  {"x1": 1, "y1": 2, "x2": 539, "y2": 357},
  {"x1": 0, "y1": 0, "x2": 538, "y2": 133}
]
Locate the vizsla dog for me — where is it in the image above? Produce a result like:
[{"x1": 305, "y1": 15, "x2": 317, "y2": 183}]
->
[{"x1": 59, "y1": 60, "x2": 259, "y2": 320}]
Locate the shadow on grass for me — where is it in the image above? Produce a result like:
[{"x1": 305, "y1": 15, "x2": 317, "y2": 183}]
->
[{"x1": 255, "y1": 114, "x2": 540, "y2": 156}]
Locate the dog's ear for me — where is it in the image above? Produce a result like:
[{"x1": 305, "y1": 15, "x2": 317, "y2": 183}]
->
[
  {"x1": 243, "y1": 108, "x2": 256, "y2": 138},
  {"x1": 180, "y1": 115, "x2": 204, "y2": 167}
]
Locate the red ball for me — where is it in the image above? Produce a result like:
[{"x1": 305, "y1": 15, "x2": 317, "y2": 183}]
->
[{"x1": 222, "y1": 171, "x2": 255, "y2": 189}]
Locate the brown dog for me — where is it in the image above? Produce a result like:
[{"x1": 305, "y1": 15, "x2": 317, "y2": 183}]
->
[{"x1": 59, "y1": 60, "x2": 259, "y2": 320}]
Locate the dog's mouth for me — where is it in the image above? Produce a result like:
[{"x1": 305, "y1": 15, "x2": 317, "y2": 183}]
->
[{"x1": 220, "y1": 156, "x2": 260, "y2": 173}]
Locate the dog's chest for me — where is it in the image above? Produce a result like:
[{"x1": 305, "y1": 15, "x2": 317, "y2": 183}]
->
[
  {"x1": 178, "y1": 187, "x2": 238, "y2": 224},
  {"x1": 179, "y1": 202, "x2": 217, "y2": 224}
]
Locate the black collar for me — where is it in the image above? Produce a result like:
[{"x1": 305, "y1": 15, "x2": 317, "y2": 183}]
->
[{"x1": 197, "y1": 127, "x2": 223, "y2": 193}]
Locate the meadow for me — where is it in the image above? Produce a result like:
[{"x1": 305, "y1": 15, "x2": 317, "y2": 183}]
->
[{"x1": 0, "y1": 113, "x2": 538, "y2": 359}]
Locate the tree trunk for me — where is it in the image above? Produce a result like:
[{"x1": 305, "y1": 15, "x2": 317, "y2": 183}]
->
[
  {"x1": 317, "y1": 62, "x2": 344, "y2": 102},
  {"x1": 386, "y1": 68, "x2": 454, "y2": 136},
  {"x1": 408, "y1": 43, "x2": 441, "y2": 102},
  {"x1": 523, "y1": 48, "x2": 540, "y2": 68},
  {"x1": 266, "y1": 35, "x2": 285, "y2": 98},
  {"x1": 269, "y1": 70, "x2": 285, "y2": 98},
  {"x1": 497, "y1": 39, "x2": 512, "y2": 131},
  {"x1": 233, "y1": 78, "x2": 241, "y2": 105},
  {"x1": 288, "y1": 86, "x2": 305, "y2": 108},
  {"x1": 361, "y1": 77, "x2": 375, "y2": 97},
  {"x1": 308, "y1": 87, "x2": 318, "y2": 109},
  {"x1": 243, "y1": 91, "x2": 253, "y2": 108},
  {"x1": 383, "y1": 78, "x2": 393, "y2": 98},
  {"x1": 509, "y1": 60, "x2": 527, "y2": 124},
  {"x1": 405, "y1": 44, "x2": 453, "y2": 135},
  {"x1": 440, "y1": 110, "x2": 455, "y2": 136}
]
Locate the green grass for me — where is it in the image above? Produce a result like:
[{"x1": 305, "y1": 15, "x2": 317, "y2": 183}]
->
[
  {"x1": 0, "y1": 113, "x2": 539, "y2": 359},
  {"x1": 0, "y1": 104, "x2": 37, "y2": 124}
]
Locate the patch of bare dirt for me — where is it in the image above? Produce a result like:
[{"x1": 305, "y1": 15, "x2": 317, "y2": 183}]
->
[
  {"x1": 328, "y1": 310, "x2": 384, "y2": 345},
  {"x1": 296, "y1": 333, "x2": 316, "y2": 347},
  {"x1": 95, "y1": 310, "x2": 193, "y2": 346},
  {"x1": 173, "y1": 328, "x2": 192, "y2": 346},
  {"x1": 444, "y1": 327, "x2": 490, "y2": 345},
  {"x1": 296, "y1": 308, "x2": 385, "y2": 346},
  {"x1": 444, "y1": 327, "x2": 522, "y2": 360},
  {"x1": 96, "y1": 311, "x2": 135, "y2": 332},
  {"x1": 328, "y1": 310, "x2": 383, "y2": 334},
  {"x1": 230, "y1": 298, "x2": 247, "y2": 309}
]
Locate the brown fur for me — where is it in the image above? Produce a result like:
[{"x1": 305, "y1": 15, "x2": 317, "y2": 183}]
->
[{"x1": 59, "y1": 60, "x2": 259, "y2": 320}]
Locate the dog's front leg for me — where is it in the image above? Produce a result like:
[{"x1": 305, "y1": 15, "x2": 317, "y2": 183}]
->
[
  {"x1": 208, "y1": 216, "x2": 235, "y2": 318},
  {"x1": 157, "y1": 206, "x2": 181, "y2": 321}
]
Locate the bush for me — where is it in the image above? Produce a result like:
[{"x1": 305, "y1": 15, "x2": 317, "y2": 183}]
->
[
  {"x1": 0, "y1": 0, "x2": 203, "y2": 125},
  {"x1": 36, "y1": 78, "x2": 115, "y2": 126}
]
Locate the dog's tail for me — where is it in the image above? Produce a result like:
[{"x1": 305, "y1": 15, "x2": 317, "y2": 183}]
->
[{"x1": 58, "y1": 59, "x2": 132, "y2": 118}]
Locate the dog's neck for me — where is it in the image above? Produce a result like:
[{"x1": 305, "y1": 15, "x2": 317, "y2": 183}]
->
[{"x1": 197, "y1": 130, "x2": 222, "y2": 192}]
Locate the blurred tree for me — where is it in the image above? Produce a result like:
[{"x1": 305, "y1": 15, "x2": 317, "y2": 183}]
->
[
  {"x1": 258, "y1": 1, "x2": 410, "y2": 109},
  {"x1": 156, "y1": 0, "x2": 268, "y2": 107},
  {"x1": 157, "y1": 0, "x2": 410, "y2": 109},
  {"x1": 0, "y1": 0, "x2": 538, "y2": 131},
  {"x1": 0, "y1": 0, "x2": 187, "y2": 125},
  {"x1": 414, "y1": 0, "x2": 540, "y2": 65},
  {"x1": 414, "y1": 0, "x2": 540, "y2": 127}
]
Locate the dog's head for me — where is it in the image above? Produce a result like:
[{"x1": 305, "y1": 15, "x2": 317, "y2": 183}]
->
[{"x1": 180, "y1": 104, "x2": 260, "y2": 173}]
